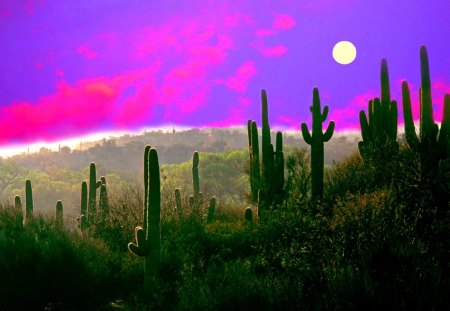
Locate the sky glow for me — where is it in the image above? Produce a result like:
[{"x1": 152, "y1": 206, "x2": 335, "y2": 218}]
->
[{"x1": 0, "y1": 0, "x2": 449, "y2": 148}]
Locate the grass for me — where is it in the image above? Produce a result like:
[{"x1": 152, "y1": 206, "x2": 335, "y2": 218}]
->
[{"x1": 0, "y1": 147, "x2": 450, "y2": 310}]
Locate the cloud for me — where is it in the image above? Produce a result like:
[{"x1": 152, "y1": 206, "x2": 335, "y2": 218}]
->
[
  {"x1": 215, "y1": 61, "x2": 258, "y2": 93},
  {"x1": 273, "y1": 14, "x2": 296, "y2": 30},
  {"x1": 260, "y1": 45, "x2": 288, "y2": 58},
  {"x1": 77, "y1": 44, "x2": 99, "y2": 59}
]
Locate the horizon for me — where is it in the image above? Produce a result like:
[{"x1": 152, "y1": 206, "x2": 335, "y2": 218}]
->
[{"x1": 1, "y1": 1, "x2": 449, "y2": 148}]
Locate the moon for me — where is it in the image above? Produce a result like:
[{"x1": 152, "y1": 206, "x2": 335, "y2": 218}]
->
[{"x1": 332, "y1": 41, "x2": 357, "y2": 65}]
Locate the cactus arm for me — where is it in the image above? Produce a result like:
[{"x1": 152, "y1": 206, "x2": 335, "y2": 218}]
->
[
  {"x1": 438, "y1": 94, "x2": 450, "y2": 157},
  {"x1": 128, "y1": 226, "x2": 148, "y2": 257},
  {"x1": 322, "y1": 105, "x2": 329, "y2": 121},
  {"x1": 301, "y1": 123, "x2": 312, "y2": 145},
  {"x1": 389, "y1": 100, "x2": 398, "y2": 139},
  {"x1": 359, "y1": 110, "x2": 370, "y2": 142},
  {"x1": 402, "y1": 81, "x2": 420, "y2": 150},
  {"x1": 323, "y1": 121, "x2": 335, "y2": 142}
]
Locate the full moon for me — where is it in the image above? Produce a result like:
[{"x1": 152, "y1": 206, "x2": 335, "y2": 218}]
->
[{"x1": 332, "y1": 41, "x2": 357, "y2": 65}]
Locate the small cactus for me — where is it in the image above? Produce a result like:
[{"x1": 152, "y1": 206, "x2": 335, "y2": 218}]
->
[
  {"x1": 175, "y1": 188, "x2": 183, "y2": 217},
  {"x1": 244, "y1": 207, "x2": 253, "y2": 223},
  {"x1": 55, "y1": 200, "x2": 63, "y2": 228},
  {"x1": 207, "y1": 197, "x2": 216, "y2": 224}
]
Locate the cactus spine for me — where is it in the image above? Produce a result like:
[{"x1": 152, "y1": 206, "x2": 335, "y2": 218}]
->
[
  {"x1": 247, "y1": 89, "x2": 285, "y2": 212},
  {"x1": 359, "y1": 59, "x2": 399, "y2": 167},
  {"x1": 128, "y1": 146, "x2": 161, "y2": 284},
  {"x1": 55, "y1": 200, "x2": 63, "y2": 228},
  {"x1": 301, "y1": 87, "x2": 335, "y2": 200}
]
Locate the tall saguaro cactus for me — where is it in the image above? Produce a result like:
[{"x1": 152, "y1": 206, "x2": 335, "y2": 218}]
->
[
  {"x1": 247, "y1": 89, "x2": 285, "y2": 211},
  {"x1": 128, "y1": 146, "x2": 161, "y2": 285},
  {"x1": 359, "y1": 59, "x2": 399, "y2": 166},
  {"x1": 301, "y1": 87, "x2": 335, "y2": 200},
  {"x1": 24, "y1": 179, "x2": 33, "y2": 225},
  {"x1": 88, "y1": 163, "x2": 102, "y2": 215},
  {"x1": 191, "y1": 151, "x2": 203, "y2": 209},
  {"x1": 402, "y1": 46, "x2": 450, "y2": 188},
  {"x1": 79, "y1": 181, "x2": 88, "y2": 232}
]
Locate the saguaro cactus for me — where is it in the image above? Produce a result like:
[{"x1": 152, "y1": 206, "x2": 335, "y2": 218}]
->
[
  {"x1": 14, "y1": 195, "x2": 22, "y2": 210},
  {"x1": 207, "y1": 197, "x2": 216, "y2": 224},
  {"x1": 99, "y1": 184, "x2": 109, "y2": 216},
  {"x1": 24, "y1": 179, "x2": 33, "y2": 225},
  {"x1": 402, "y1": 46, "x2": 450, "y2": 190},
  {"x1": 174, "y1": 188, "x2": 183, "y2": 217},
  {"x1": 55, "y1": 200, "x2": 63, "y2": 228},
  {"x1": 359, "y1": 59, "x2": 399, "y2": 166},
  {"x1": 247, "y1": 89, "x2": 285, "y2": 211},
  {"x1": 128, "y1": 147, "x2": 161, "y2": 284},
  {"x1": 78, "y1": 181, "x2": 88, "y2": 232},
  {"x1": 88, "y1": 163, "x2": 102, "y2": 215},
  {"x1": 248, "y1": 120, "x2": 261, "y2": 203},
  {"x1": 301, "y1": 87, "x2": 335, "y2": 200},
  {"x1": 191, "y1": 151, "x2": 203, "y2": 209}
]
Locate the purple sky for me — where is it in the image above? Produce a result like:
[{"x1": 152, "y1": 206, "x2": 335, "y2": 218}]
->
[{"x1": 1, "y1": 0, "x2": 449, "y2": 147}]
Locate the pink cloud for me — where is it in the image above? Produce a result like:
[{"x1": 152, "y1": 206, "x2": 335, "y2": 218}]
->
[
  {"x1": 273, "y1": 14, "x2": 296, "y2": 30},
  {"x1": 261, "y1": 45, "x2": 288, "y2": 58},
  {"x1": 254, "y1": 29, "x2": 276, "y2": 37},
  {"x1": 0, "y1": 79, "x2": 118, "y2": 144},
  {"x1": 77, "y1": 44, "x2": 99, "y2": 59},
  {"x1": 207, "y1": 108, "x2": 245, "y2": 127},
  {"x1": 216, "y1": 61, "x2": 257, "y2": 93}
]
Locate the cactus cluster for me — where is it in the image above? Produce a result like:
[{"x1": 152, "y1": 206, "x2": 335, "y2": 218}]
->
[
  {"x1": 402, "y1": 46, "x2": 450, "y2": 213},
  {"x1": 301, "y1": 87, "x2": 335, "y2": 201},
  {"x1": 247, "y1": 89, "x2": 285, "y2": 212},
  {"x1": 128, "y1": 146, "x2": 161, "y2": 284},
  {"x1": 359, "y1": 59, "x2": 399, "y2": 168},
  {"x1": 78, "y1": 163, "x2": 108, "y2": 234}
]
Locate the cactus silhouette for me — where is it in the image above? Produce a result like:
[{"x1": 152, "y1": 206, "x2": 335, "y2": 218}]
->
[
  {"x1": 55, "y1": 200, "x2": 63, "y2": 228},
  {"x1": 301, "y1": 87, "x2": 335, "y2": 200},
  {"x1": 247, "y1": 89, "x2": 285, "y2": 212},
  {"x1": 88, "y1": 163, "x2": 102, "y2": 216},
  {"x1": 244, "y1": 206, "x2": 253, "y2": 223},
  {"x1": 99, "y1": 184, "x2": 109, "y2": 216},
  {"x1": 128, "y1": 146, "x2": 161, "y2": 284},
  {"x1": 248, "y1": 120, "x2": 261, "y2": 203},
  {"x1": 359, "y1": 59, "x2": 398, "y2": 168},
  {"x1": 14, "y1": 195, "x2": 22, "y2": 210},
  {"x1": 207, "y1": 197, "x2": 216, "y2": 224},
  {"x1": 78, "y1": 181, "x2": 88, "y2": 233},
  {"x1": 191, "y1": 151, "x2": 203, "y2": 210},
  {"x1": 402, "y1": 46, "x2": 450, "y2": 213},
  {"x1": 174, "y1": 188, "x2": 183, "y2": 217},
  {"x1": 24, "y1": 179, "x2": 33, "y2": 226}
]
